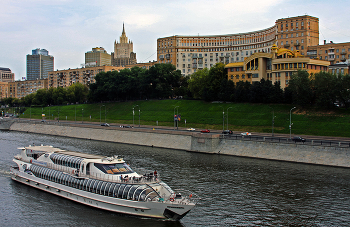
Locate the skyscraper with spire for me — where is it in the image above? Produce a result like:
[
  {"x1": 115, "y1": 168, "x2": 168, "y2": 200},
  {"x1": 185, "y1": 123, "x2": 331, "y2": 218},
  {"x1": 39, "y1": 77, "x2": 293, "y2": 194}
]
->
[{"x1": 112, "y1": 23, "x2": 137, "y2": 67}]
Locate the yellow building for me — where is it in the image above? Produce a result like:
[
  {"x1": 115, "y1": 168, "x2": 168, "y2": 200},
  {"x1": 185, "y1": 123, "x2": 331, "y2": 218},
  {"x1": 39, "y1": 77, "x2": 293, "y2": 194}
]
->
[
  {"x1": 8, "y1": 79, "x2": 48, "y2": 99},
  {"x1": 307, "y1": 41, "x2": 350, "y2": 65},
  {"x1": 85, "y1": 47, "x2": 111, "y2": 66},
  {"x1": 157, "y1": 15, "x2": 319, "y2": 76},
  {"x1": 48, "y1": 65, "x2": 124, "y2": 88},
  {"x1": 329, "y1": 61, "x2": 350, "y2": 75},
  {"x1": 276, "y1": 15, "x2": 319, "y2": 54},
  {"x1": 0, "y1": 81, "x2": 8, "y2": 99},
  {"x1": 226, "y1": 45, "x2": 330, "y2": 88}
]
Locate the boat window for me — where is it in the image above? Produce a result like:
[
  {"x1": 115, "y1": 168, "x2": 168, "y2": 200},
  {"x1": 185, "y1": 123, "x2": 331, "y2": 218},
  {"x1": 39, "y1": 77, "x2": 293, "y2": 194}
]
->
[
  {"x1": 117, "y1": 184, "x2": 126, "y2": 198},
  {"x1": 134, "y1": 186, "x2": 146, "y2": 201},
  {"x1": 145, "y1": 191, "x2": 159, "y2": 201},
  {"x1": 104, "y1": 182, "x2": 112, "y2": 196},
  {"x1": 99, "y1": 182, "x2": 107, "y2": 195},
  {"x1": 112, "y1": 184, "x2": 121, "y2": 197},
  {"x1": 122, "y1": 185, "x2": 132, "y2": 199},
  {"x1": 94, "y1": 163, "x2": 134, "y2": 175},
  {"x1": 82, "y1": 179, "x2": 89, "y2": 191},
  {"x1": 128, "y1": 185, "x2": 140, "y2": 200},
  {"x1": 92, "y1": 180, "x2": 101, "y2": 193},
  {"x1": 88, "y1": 179, "x2": 96, "y2": 192}
]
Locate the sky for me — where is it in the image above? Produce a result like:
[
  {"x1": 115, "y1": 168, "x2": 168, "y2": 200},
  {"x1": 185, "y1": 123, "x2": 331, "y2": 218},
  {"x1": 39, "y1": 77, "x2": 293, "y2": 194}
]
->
[{"x1": 1, "y1": 0, "x2": 350, "y2": 80}]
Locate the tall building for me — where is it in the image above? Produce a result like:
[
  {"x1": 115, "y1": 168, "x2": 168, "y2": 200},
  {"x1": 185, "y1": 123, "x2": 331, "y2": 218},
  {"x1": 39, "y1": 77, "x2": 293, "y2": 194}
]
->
[
  {"x1": 112, "y1": 23, "x2": 137, "y2": 67},
  {"x1": 276, "y1": 15, "x2": 319, "y2": 54},
  {"x1": 157, "y1": 15, "x2": 319, "y2": 76},
  {"x1": 0, "y1": 67, "x2": 15, "y2": 82},
  {"x1": 26, "y1": 48, "x2": 54, "y2": 80},
  {"x1": 85, "y1": 47, "x2": 111, "y2": 66}
]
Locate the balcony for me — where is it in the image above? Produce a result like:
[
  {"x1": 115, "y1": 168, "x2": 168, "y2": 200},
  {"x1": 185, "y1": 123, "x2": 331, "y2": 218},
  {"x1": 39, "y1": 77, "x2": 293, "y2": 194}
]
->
[
  {"x1": 294, "y1": 43, "x2": 300, "y2": 46},
  {"x1": 284, "y1": 44, "x2": 290, "y2": 48}
]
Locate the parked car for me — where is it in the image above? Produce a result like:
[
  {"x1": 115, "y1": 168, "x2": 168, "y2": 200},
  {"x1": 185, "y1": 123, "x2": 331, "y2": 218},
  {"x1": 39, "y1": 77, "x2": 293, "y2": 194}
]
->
[
  {"x1": 222, "y1": 130, "x2": 233, "y2": 134},
  {"x1": 292, "y1": 136, "x2": 306, "y2": 142},
  {"x1": 120, "y1": 125, "x2": 132, "y2": 128},
  {"x1": 101, "y1": 123, "x2": 110, "y2": 127},
  {"x1": 187, "y1": 128, "x2": 196, "y2": 131},
  {"x1": 201, "y1": 129, "x2": 210, "y2": 133},
  {"x1": 241, "y1": 132, "x2": 251, "y2": 136}
]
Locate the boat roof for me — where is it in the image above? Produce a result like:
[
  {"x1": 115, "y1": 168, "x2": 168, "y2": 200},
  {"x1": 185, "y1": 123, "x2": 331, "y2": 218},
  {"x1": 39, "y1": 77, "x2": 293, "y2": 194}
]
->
[{"x1": 21, "y1": 145, "x2": 108, "y2": 160}]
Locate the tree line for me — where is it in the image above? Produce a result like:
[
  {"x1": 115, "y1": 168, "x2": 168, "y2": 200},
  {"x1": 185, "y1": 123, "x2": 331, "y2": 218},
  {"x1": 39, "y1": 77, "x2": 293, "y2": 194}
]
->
[{"x1": 1, "y1": 63, "x2": 350, "y2": 110}]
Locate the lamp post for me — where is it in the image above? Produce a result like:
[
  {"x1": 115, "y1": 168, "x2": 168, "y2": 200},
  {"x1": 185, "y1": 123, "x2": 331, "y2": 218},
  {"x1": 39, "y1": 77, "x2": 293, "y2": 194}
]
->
[
  {"x1": 133, "y1": 105, "x2": 139, "y2": 128},
  {"x1": 82, "y1": 108, "x2": 84, "y2": 123},
  {"x1": 74, "y1": 106, "x2": 76, "y2": 123},
  {"x1": 226, "y1": 107, "x2": 232, "y2": 130},
  {"x1": 289, "y1": 107, "x2": 296, "y2": 139},
  {"x1": 174, "y1": 106, "x2": 179, "y2": 130}
]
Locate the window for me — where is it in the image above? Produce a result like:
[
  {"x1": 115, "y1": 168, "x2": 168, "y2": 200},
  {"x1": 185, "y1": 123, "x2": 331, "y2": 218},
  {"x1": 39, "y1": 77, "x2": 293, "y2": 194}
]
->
[{"x1": 281, "y1": 35, "x2": 283, "y2": 39}]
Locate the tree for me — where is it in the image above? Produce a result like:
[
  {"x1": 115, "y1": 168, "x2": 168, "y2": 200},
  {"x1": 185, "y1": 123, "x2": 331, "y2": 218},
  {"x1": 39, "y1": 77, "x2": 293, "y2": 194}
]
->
[
  {"x1": 312, "y1": 71, "x2": 337, "y2": 109},
  {"x1": 287, "y1": 70, "x2": 313, "y2": 107}
]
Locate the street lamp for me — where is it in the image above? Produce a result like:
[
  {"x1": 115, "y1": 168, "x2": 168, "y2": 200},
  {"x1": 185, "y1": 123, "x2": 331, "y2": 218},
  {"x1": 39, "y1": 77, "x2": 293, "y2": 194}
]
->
[
  {"x1": 289, "y1": 107, "x2": 296, "y2": 139},
  {"x1": 174, "y1": 106, "x2": 179, "y2": 130},
  {"x1": 133, "y1": 105, "x2": 139, "y2": 128},
  {"x1": 226, "y1": 107, "x2": 232, "y2": 130},
  {"x1": 82, "y1": 108, "x2": 84, "y2": 123}
]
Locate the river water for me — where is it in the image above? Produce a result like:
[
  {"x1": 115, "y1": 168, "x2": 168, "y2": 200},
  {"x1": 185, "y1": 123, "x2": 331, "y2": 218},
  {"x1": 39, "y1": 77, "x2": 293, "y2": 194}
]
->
[{"x1": 1, "y1": 131, "x2": 350, "y2": 227}]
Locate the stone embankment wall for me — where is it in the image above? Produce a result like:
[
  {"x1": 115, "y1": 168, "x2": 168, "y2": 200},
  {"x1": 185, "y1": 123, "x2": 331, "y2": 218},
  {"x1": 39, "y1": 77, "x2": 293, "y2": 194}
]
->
[{"x1": 9, "y1": 122, "x2": 350, "y2": 168}]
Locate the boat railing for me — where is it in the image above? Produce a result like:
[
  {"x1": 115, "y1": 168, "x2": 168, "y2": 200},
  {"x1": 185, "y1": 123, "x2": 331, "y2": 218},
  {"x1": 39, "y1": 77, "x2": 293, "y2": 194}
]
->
[
  {"x1": 79, "y1": 171, "x2": 160, "y2": 184},
  {"x1": 44, "y1": 163, "x2": 161, "y2": 184},
  {"x1": 165, "y1": 189, "x2": 200, "y2": 205}
]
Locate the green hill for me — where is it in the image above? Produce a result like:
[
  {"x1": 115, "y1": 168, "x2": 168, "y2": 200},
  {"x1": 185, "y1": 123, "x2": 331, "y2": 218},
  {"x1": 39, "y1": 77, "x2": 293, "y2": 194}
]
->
[{"x1": 12, "y1": 100, "x2": 350, "y2": 137}]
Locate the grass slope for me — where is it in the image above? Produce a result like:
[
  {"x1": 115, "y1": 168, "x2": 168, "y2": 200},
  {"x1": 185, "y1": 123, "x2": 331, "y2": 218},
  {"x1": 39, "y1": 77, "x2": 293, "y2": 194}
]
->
[{"x1": 14, "y1": 100, "x2": 350, "y2": 137}]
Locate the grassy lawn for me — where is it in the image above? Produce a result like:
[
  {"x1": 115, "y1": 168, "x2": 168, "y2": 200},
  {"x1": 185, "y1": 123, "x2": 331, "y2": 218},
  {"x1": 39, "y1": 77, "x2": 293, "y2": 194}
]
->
[{"x1": 8, "y1": 100, "x2": 350, "y2": 137}]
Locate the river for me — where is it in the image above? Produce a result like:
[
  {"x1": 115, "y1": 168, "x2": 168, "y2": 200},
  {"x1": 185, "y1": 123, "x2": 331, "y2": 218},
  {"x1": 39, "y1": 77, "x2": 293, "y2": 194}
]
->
[{"x1": 1, "y1": 131, "x2": 350, "y2": 226}]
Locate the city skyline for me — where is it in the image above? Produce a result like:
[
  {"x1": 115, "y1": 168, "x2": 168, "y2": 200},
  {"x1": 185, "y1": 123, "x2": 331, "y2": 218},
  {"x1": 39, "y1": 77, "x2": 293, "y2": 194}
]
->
[{"x1": 1, "y1": 0, "x2": 350, "y2": 80}]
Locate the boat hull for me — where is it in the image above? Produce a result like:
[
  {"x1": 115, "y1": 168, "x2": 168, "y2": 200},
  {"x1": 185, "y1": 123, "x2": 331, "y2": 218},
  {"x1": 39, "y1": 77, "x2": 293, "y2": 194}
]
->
[{"x1": 10, "y1": 169, "x2": 194, "y2": 220}]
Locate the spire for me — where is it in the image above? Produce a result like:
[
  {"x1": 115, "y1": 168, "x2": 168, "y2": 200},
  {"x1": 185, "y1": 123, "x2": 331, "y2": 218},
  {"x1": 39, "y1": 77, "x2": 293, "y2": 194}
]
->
[
  {"x1": 122, "y1": 22, "x2": 125, "y2": 35},
  {"x1": 120, "y1": 22, "x2": 128, "y2": 44}
]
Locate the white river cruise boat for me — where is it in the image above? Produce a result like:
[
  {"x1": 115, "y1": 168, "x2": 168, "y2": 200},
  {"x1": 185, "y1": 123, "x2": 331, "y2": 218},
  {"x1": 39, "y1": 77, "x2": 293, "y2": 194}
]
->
[{"x1": 10, "y1": 145, "x2": 198, "y2": 220}]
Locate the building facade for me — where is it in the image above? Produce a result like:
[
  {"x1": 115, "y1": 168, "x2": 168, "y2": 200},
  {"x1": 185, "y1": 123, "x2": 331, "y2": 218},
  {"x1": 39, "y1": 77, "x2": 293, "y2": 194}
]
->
[
  {"x1": 276, "y1": 15, "x2": 319, "y2": 55},
  {"x1": 157, "y1": 15, "x2": 319, "y2": 76},
  {"x1": 48, "y1": 65, "x2": 124, "y2": 88},
  {"x1": 26, "y1": 48, "x2": 54, "y2": 80},
  {"x1": 0, "y1": 67, "x2": 15, "y2": 82},
  {"x1": 225, "y1": 45, "x2": 330, "y2": 89},
  {"x1": 307, "y1": 41, "x2": 350, "y2": 65},
  {"x1": 0, "y1": 82, "x2": 8, "y2": 99},
  {"x1": 8, "y1": 79, "x2": 48, "y2": 99},
  {"x1": 328, "y1": 60, "x2": 350, "y2": 75},
  {"x1": 85, "y1": 47, "x2": 111, "y2": 66},
  {"x1": 112, "y1": 23, "x2": 137, "y2": 67}
]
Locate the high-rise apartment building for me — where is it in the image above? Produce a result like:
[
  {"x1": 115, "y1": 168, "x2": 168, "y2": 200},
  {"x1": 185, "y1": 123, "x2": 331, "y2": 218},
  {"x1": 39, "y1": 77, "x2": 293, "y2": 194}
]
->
[
  {"x1": 85, "y1": 47, "x2": 111, "y2": 66},
  {"x1": 112, "y1": 23, "x2": 137, "y2": 67},
  {"x1": 157, "y1": 15, "x2": 319, "y2": 76},
  {"x1": 26, "y1": 48, "x2": 54, "y2": 80},
  {"x1": 276, "y1": 15, "x2": 319, "y2": 54},
  {"x1": 0, "y1": 67, "x2": 15, "y2": 82}
]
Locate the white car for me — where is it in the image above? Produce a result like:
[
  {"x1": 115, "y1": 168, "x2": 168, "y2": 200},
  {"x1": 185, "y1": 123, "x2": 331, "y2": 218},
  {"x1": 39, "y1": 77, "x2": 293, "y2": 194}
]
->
[
  {"x1": 187, "y1": 128, "x2": 196, "y2": 131},
  {"x1": 241, "y1": 132, "x2": 251, "y2": 136}
]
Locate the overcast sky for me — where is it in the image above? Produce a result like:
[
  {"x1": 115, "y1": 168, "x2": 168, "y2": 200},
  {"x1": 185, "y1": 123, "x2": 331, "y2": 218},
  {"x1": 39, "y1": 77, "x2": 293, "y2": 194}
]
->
[{"x1": 1, "y1": 0, "x2": 350, "y2": 80}]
